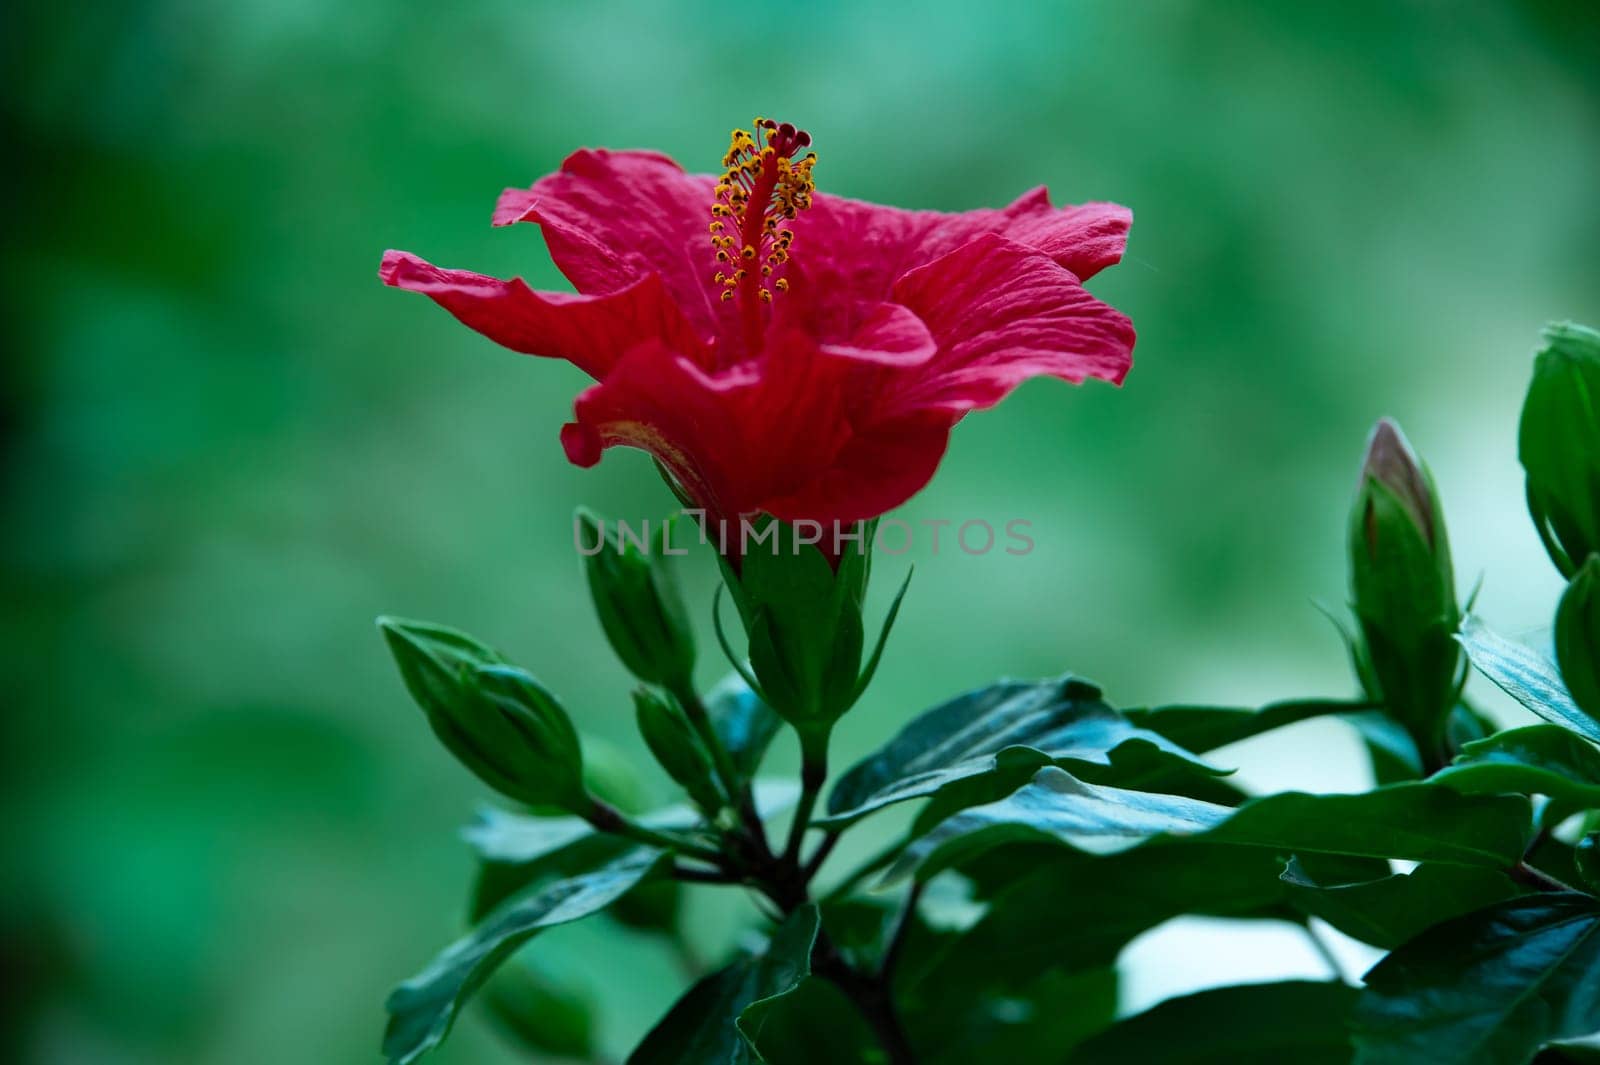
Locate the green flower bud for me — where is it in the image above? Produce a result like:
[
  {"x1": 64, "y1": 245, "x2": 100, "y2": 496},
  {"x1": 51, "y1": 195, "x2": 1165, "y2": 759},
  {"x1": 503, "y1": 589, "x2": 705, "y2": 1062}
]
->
[
  {"x1": 1555, "y1": 555, "x2": 1600, "y2": 726},
  {"x1": 577, "y1": 509, "x2": 696, "y2": 690},
  {"x1": 378, "y1": 617, "x2": 586, "y2": 810},
  {"x1": 1519, "y1": 322, "x2": 1600, "y2": 578},
  {"x1": 1348, "y1": 419, "x2": 1461, "y2": 757},
  {"x1": 633, "y1": 687, "x2": 725, "y2": 813}
]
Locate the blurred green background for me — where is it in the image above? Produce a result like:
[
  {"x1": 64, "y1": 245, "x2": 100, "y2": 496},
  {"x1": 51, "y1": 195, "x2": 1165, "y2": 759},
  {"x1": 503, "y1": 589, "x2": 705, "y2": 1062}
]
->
[{"x1": 4, "y1": 1, "x2": 1598, "y2": 1062}]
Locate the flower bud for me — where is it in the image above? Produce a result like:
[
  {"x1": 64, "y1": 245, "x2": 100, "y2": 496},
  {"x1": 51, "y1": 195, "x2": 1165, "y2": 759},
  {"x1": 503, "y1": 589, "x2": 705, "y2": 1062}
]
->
[
  {"x1": 378, "y1": 617, "x2": 587, "y2": 810},
  {"x1": 1348, "y1": 419, "x2": 1461, "y2": 758},
  {"x1": 632, "y1": 688, "x2": 725, "y2": 813},
  {"x1": 1519, "y1": 322, "x2": 1600, "y2": 578},
  {"x1": 1556, "y1": 555, "x2": 1600, "y2": 726},
  {"x1": 576, "y1": 509, "x2": 697, "y2": 690}
]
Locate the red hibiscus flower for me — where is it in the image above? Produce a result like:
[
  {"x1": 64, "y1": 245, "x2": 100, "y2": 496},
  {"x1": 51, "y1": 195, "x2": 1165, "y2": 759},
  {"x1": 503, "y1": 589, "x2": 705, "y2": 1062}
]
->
[{"x1": 380, "y1": 119, "x2": 1135, "y2": 529}]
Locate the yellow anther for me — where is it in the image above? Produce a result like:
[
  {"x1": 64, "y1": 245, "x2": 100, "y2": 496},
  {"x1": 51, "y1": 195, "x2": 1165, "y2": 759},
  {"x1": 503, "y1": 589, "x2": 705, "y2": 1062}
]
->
[{"x1": 708, "y1": 118, "x2": 816, "y2": 315}]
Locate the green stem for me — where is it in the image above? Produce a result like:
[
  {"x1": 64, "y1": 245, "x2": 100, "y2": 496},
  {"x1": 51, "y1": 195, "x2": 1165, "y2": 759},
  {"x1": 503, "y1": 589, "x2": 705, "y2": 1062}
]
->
[
  {"x1": 784, "y1": 744, "x2": 828, "y2": 867},
  {"x1": 1513, "y1": 861, "x2": 1581, "y2": 893},
  {"x1": 802, "y1": 830, "x2": 842, "y2": 883},
  {"x1": 878, "y1": 881, "x2": 925, "y2": 982},
  {"x1": 585, "y1": 798, "x2": 725, "y2": 864},
  {"x1": 674, "y1": 684, "x2": 773, "y2": 857},
  {"x1": 813, "y1": 933, "x2": 918, "y2": 1065}
]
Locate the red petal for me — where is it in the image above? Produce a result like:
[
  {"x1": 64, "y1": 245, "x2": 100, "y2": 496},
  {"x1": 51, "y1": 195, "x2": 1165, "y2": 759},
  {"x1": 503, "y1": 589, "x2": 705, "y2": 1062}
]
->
[
  {"x1": 998, "y1": 194, "x2": 1132, "y2": 281},
  {"x1": 379, "y1": 250, "x2": 709, "y2": 379},
  {"x1": 886, "y1": 233, "x2": 1135, "y2": 415},
  {"x1": 492, "y1": 149, "x2": 732, "y2": 340},
  {"x1": 759, "y1": 410, "x2": 953, "y2": 526},
  {"x1": 565, "y1": 343, "x2": 761, "y2": 518},
  {"x1": 562, "y1": 318, "x2": 944, "y2": 526},
  {"x1": 794, "y1": 187, "x2": 1131, "y2": 315}
]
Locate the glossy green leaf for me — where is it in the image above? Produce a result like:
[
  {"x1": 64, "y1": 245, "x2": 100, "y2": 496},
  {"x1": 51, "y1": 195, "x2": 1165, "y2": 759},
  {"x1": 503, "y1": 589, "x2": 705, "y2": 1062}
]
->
[
  {"x1": 1557, "y1": 557, "x2": 1600, "y2": 725},
  {"x1": 911, "y1": 964, "x2": 1118, "y2": 1065},
  {"x1": 1457, "y1": 616, "x2": 1600, "y2": 744},
  {"x1": 918, "y1": 844, "x2": 1294, "y2": 987},
  {"x1": 479, "y1": 955, "x2": 595, "y2": 1060},
  {"x1": 1067, "y1": 981, "x2": 1358, "y2": 1064},
  {"x1": 884, "y1": 766, "x2": 1532, "y2": 885},
  {"x1": 1434, "y1": 725, "x2": 1600, "y2": 808},
  {"x1": 743, "y1": 979, "x2": 880, "y2": 1065},
  {"x1": 1282, "y1": 856, "x2": 1522, "y2": 949},
  {"x1": 1350, "y1": 708, "x2": 1428, "y2": 783},
  {"x1": 822, "y1": 676, "x2": 1221, "y2": 828},
  {"x1": 628, "y1": 904, "x2": 820, "y2": 1064},
  {"x1": 465, "y1": 783, "x2": 797, "y2": 921},
  {"x1": 1353, "y1": 893, "x2": 1600, "y2": 1065},
  {"x1": 384, "y1": 848, "x2": 667, "y2": 1065},
  {"x1": 1123, "y1": 697, "x2": 1361, "y2": 754}
]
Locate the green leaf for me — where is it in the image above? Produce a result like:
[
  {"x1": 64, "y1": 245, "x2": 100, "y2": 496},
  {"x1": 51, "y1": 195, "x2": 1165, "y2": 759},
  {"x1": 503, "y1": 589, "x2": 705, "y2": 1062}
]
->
[
  {"x1": 1353, "y1": 893, "x2": 1600, "y2": 1065},
  {"x1": 479, "y1": 955, "x2": 595, "y2": 1060},
  {"x1": 883, "y1": 766, "x2": 1532, "y2": 885},
  {"x1": 910, "y1": 964, "x2": 1118, "y2": 1065},
  {"x1": 1457, "y1": 616, "x2": 1600, "y2": 744},
  {"x1": 822, "y1": 676, "x2": 1221, "y2": 828},
  {"x1": 741, "y1": 979, "x2": 880, "y2": 1065},
  {"x1": 1066, "y1": 981, "x2": 1358, "y2": 1064},
  {"x1": 384, "y1": 848, "x2": 667, "y2": 1065},
  {"x1": 706, "y1": 672, "x2": 783, "y2": 782},
  {"x1": 918, "y1": 844, "x2": 1295, "y2": 988},
  {"x1": 1434, "y1": 725, "x2": 1600, "y2": 809},
  {"x1": 1557, "y1": 557, "x2": 1600, "y2": 725},
  {"x1": 628, "y1": 904, "x2": 821, "y2": 1064},
  {"x1": 378, "y1": 617, "x2": 587, "y2": 810},
  {"x1": 465, "y1": 783, "x2": 797, "y2": 921},
  {"x1": 1122, "y1": 697, "x2": 1361, "y2": 754},
  {"x1": 1281, "y1": 856, "x2": 1522, "y2": 949},
  {"x1": 1349, "y1": 709, "x2": 1428, "y2": 783}
]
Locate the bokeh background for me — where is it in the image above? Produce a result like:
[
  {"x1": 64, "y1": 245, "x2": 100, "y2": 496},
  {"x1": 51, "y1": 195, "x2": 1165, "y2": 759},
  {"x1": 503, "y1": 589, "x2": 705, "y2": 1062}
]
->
[{"x1": 5, "y1": 1, "x2": 1599, "y2": 1062}]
